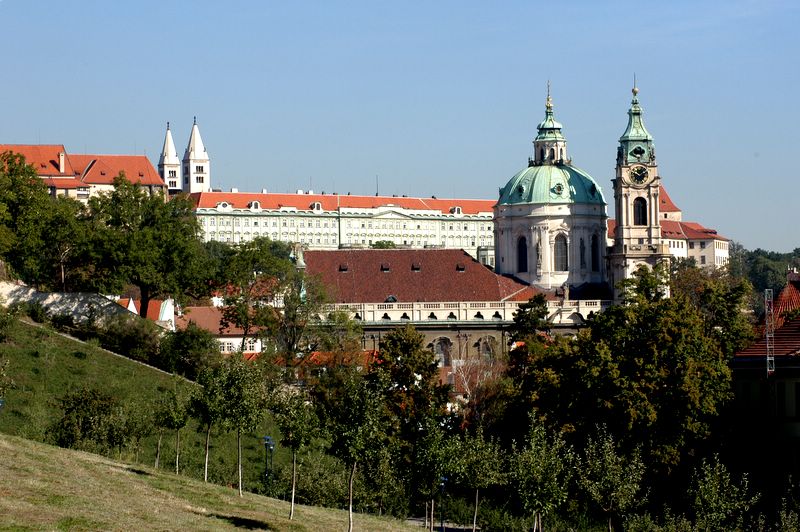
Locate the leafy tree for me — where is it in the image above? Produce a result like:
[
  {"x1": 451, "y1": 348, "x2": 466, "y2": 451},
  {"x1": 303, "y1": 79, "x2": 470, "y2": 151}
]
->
[
  {"x1": 162, "y1": 321, "x2": 221, "y2": 379},
  {"x1": 40, "y1": 196, "x2": 90, "y2": 291},
  {"x1": 690, "y1": 454, "x2": 759, "y2": 531},
  {"x1": 189, "y1": 364, "x2": 228, "y2": 482},
  {"x1": 86, "y1": 175, "x2": 207, "y2": 318},
  {"x1": 221, "y1": 354, "x2": 266, "y2": 496},
  {"x1": 220, "y1": 236, "x2": 293, "y2": 351},
  {"x1": 0, "y1": 151, "x2": 56, "y2": 286},
  {"x1": 510, "y1": 418, "x2": 574, "y2": 532},
  {"x1": 520, "y1": 265, "x2": 732, "y2": 473},
  {"x1": 271, "y1": 389, "x2": 319, "y2": 519},
  {"x1": 371, "y1": 240, "x2": 396, "y2": 249},
  {"x1": 450, "y1": 427, "x2": 505, "y2": 532},
  {"x1": 156, "y1": 386, "x2": 189, "y2": 475},
  {"x1": 506, "y1": 293, "x2": 549, "y2": 343},
  {"x1": 580, "y1": 428, "x2": 646, "y2": 532},
  {"x1": 412, "y1": 417, "x2": 454, "y2": 532},
  {"x1": 324, "y1": 369, "x2": 385, "y2": 532},
  {"x1": 0, "y1": 356, "x2": 14, "y2": 399}
]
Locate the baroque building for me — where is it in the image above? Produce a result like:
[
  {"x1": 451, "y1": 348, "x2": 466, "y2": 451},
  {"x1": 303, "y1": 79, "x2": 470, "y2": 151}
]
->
[{"x1": 493, "y1": 90, "x2": 608, "y2": 291}]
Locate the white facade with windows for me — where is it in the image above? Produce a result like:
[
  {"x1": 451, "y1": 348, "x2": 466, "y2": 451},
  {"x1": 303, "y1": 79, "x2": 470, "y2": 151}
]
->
[{"x1": 191, "y1": 191, "x2": 495, "y2": 259}]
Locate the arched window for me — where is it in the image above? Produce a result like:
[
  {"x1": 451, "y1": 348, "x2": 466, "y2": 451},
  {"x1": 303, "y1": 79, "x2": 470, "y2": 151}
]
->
[
  {"x1": 554, "y1": 234, "x2": 568, "y2": 271},
  {"x1": 517, "y1": 237, "x2": 528, "y2": 273},
  {"x1": 540, "y1": 148, "x2": 544, "y2": 161},
  {"x1": 633, "y1": 197, "x2": 647, "y2": 226},
  {"x1": 560, "y1": 148, "x2": 564, "y2": 160},
  {"x1": 432, "y1": 337, "x2": 453, "y2": 366},
  {"x1": 580, "y1": 238, "x2": 586, "y2": 269},
  {"x1": 591, "y1": 234, "x2": 600, "y2": 272},
  {"x1": 549, "y1": 148, "x2": 555, "y2": 160}
]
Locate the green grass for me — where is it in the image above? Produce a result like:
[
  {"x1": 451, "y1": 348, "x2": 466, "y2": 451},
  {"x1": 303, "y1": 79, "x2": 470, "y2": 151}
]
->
[
  {"x1": 0, "y1": 318, "x2": 289, "y2": 493},
  {"x1": 0, "y1": 432, "x2": 417, "y2": 531}
]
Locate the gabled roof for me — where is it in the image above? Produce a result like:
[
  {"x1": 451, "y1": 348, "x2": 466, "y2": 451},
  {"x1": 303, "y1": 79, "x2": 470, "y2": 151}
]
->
[
  {"x1": 607, "y1": 219, "x2": 727, "y2": 241},
  {"x1": 776, "y1": 272, "x2": 800, "y2": 327},
  {"x1": 304, "y1": 248, "x2": 542, "y2": 304},
  {"x1": 71, "y1": 154, "x2": 165, "y2": 186},
  {"x1": 659, "y1": 185, "x2": 680, "y2": 213},
  {"x1": 0, "y1": 144, "x2": 76, "y2": 176},
  {"x1": 190, "y1": 191, "x2": 494, "y2": 215}
]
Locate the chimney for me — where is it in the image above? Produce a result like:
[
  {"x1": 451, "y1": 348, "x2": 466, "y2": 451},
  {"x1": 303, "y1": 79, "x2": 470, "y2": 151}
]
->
[
  {"x1": 58, "y1": 152, "x2": 65, "y2": 173},
  {"x1": 231, "y1": 187, "x2": 238, "y2": 193}
]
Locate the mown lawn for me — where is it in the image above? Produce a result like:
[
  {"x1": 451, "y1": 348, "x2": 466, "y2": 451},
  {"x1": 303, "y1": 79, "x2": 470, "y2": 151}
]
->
[{"x1": 0, "y1": 432, "x2": 417, "y2": 531}]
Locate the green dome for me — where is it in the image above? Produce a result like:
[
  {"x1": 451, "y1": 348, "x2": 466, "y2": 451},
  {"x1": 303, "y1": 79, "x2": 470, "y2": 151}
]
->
[{"x1": 498, "y1": 163, "x2": 606, "y2": 206}]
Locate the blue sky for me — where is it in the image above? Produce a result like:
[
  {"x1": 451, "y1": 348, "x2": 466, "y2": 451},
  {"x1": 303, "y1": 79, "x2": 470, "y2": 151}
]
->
[{"x1": 1, "y1": 1, "x2": 797, "y2": 251}]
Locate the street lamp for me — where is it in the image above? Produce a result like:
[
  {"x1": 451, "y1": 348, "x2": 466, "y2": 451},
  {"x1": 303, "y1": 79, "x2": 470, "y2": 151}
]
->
[
  {"x1": 439, "y1": 475, "x2": 448, "y2": 532},
  {"x1": 263, "y1": 435, "x2": 275, "y2": 482}
]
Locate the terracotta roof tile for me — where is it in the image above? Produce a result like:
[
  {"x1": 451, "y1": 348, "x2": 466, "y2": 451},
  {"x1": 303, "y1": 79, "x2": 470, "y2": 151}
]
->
[
  {"x1": 304, "y1": 248, "x2": 542, "y2": 303},
  {"x1": 606, "y1": 218, "x2": 725, "y2": 241},
  {"x1": 72, "y1": 154, "x2": 165, "y2": 186},
  {"x1": 177, "y1": 306, "x2": 247, "y2": 336},
  {"x1": 0, "y1": 144, "x2": 76, "y2": 176},
  {"x1": 659, "y1": 185, "x2": 680, "y2": 212},
  {"x1": 736, "y1": 318, "x2": 800, "y2": 358},
  {"x1": 190, "y1": 191, "x2": 494, "y2": 215}
]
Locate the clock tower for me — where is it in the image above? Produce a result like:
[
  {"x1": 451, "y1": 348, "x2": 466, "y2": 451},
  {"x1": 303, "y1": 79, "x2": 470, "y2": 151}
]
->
[{"x1": 609, "y1": 85, "x2": 670, "y2": 295}]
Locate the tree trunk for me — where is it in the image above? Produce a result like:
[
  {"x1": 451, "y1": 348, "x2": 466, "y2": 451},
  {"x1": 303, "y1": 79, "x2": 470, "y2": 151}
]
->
[
  {"x1": 430, "y1": 498, "x2": 435, "y2": 532},
  {"x1": 238, "y1": 429, "x2": 243, "y2": 497},
  {"x1": 290, "y1": 450, "x2": 297, "y2": 520},
  {"x1": 348, "y1": 461, "x2": 357, "y2": 532},
  {"x1": 155, "y1": 430, "x2": 162, "y2": 468},
  {"x1": 472, "y1": 488, "x2": 479, "y2": 532},
  {"x1": 608, "y1": 515, "x2": 612, "y2": 532},
  {"x1": 425, "y1": 501, "x2": 429, "y2": 530},
  {"x1": 204, "y1": 423, "x2": 212, "y2": 482},
  {"x1": 175, "y1": 428, "x2": 180, "y2": 474},
  {"x1": 140, "y1": 288, "x2": 151, "y2": 323}
]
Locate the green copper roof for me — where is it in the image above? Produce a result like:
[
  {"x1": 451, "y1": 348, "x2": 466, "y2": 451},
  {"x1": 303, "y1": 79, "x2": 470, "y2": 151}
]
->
[
  {"x1": 535, "y1": 94, "x2": 565, "y2": 142},
  {"x1": 619, "y1": 87, "x2": 653, "y2": 142},
  {"x1": 498, "y1": 163, "x2": 606, "y2": 206}
]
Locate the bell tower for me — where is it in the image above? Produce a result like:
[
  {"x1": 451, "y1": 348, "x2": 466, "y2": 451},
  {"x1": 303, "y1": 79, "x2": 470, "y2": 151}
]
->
[
  {"x1": 158, "y1": 122, "x2": 181, "y2": 194},
  {"x1": 182, "y1": 117, "x2": 211, "y2": 193},
  {"x1": 609, "y1": 84, "x2": 670, "y2": 292}
]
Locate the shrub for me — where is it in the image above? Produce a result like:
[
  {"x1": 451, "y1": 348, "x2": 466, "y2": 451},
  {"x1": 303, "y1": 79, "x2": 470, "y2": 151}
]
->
[
  {"x1": 48, "y1": 387, "x2": 118, "y2": 453},
  {"x1": 98, "y1": 314, "x2": 163, "y2": 366},
  {"x1": 14, "y1": 301, "x2": 48, "y2": 323}
]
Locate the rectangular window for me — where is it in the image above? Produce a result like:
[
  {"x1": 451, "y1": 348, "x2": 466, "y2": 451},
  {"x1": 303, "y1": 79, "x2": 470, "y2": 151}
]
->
[
  {"x1": 169, "y1": 180, "x2": 177, "y2": 188},
  {"x1": 168, "y1": 170, "x2": 177, "y2": 178},
  {"x1": 196, "y1": 165, "x2": 204, "y2": 173},
  {"x1": 700, "y1": 241, "x2": 706, "y2": 249},
  {"x1": 689, "y1": 242, "x2": 695, "y2": 249},
  {"x1": 196, "y1": 176, "x2": 204, "y2": 183},
  {"x1": 701, "y1": 256, "x2": 706, "y2": 265}
]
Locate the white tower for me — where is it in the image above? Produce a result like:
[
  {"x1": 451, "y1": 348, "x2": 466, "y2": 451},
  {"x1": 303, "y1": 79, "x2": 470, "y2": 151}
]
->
[
  {"x1": 158, "y1": 122, "x2": 181, "y2": 193},
  {"x1": 182, "y1": 117, "x2": 211, "y2": 193}
]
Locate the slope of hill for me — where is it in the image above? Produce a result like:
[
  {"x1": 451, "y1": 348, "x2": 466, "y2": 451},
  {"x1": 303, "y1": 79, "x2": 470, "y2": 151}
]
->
[
  {"x1": 0, "y1": 317, "x2": 284, "y2": 492},
  {"x1": 0, "y1": 433, "x2": 415, "y2": 531}
]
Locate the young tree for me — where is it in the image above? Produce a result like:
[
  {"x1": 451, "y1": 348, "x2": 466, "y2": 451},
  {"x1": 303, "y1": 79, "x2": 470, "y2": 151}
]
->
[
  {"x1": 690, "y1": 454, "x2": 759, "y2": 530},
  {"x1": 189, "y1": 364, "x2": 227, "y2": 482},
  {"x1": 580, "y1": 428, "x2": 645, "y2": 532},
  {"x1": 271, "y1": 389, "x2": 319, "y2": 520},
  {"x1": 451, "y1": 427, "x2": 505, "y2": 532},
  {"x1": 156, "y1": 387, "x2": 189, "y2": 475},
  {"x1": 510, "y1": 418, "x2": 574, "y2": 532},
  {"x1": 324, "y1": 369, "x2": 384, "y2": 532},
  {"x1": 221, "y1": 354, "x2": 266, "y2": 496}
]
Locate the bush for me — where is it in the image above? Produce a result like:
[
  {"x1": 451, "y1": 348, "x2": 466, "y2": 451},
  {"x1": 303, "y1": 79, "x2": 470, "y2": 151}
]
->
[
  {"x1": 0, "y1": 305, "x2": 15, "y2": 341},
  {"x1": 48, "y1": 387, "x2": 118, "y2": 453},
  {"x1": 14, "y1": 301, "x2": 48, "y2": 323},
  {"x1": 98, "y1": 314, "x2": 163, "y2": 366}
]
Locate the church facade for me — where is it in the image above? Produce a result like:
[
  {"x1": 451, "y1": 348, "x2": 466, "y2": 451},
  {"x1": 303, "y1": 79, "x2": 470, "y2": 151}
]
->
[{"x1": 494, "y1": 86, "x2": 729, "y2": 297}]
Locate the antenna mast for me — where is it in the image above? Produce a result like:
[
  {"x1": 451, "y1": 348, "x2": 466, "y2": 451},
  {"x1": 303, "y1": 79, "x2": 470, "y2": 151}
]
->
[{"x1": 765, "y1": 289, "x2": 775, "y2": 377}]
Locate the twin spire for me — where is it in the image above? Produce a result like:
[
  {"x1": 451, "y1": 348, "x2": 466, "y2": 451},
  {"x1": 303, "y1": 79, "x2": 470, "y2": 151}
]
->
[{"x1": 158, "y1": 119, "x2": 211, "y2": 193}]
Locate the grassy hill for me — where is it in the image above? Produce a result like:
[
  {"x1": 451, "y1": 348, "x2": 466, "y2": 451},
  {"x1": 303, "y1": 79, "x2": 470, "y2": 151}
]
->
[
  {"x1": 0, "y1": 432, "x2": 416, "y2": 531},
  {"x1": 0, "y1": 317, "x2": 286, "y2": 492}
]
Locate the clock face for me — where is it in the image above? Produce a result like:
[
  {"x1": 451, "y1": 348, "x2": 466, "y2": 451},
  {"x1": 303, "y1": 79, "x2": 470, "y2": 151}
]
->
[{"x1": 630, "y1": 165, "x2": 648, "y2": 184}]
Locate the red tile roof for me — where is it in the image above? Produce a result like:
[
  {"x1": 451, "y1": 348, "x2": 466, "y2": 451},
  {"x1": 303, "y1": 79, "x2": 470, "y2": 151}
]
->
[
  {"x1": 71, "y1": 154, "x2": 165, "y2": 186},
  {"x1": 776, "y1": 273, "x2": 800, "y2": 327},
  {"x1": 115, "y1": 298, "x2": 166, "y2": 321},
  {"x1": 304, "y1": 248, "x2": 542, "y2": 303},
  {"x1": 736, "y1": 318, "x2": 800, "y2": 358},
  {"x1": 0, "y1": 144, "x2": 76, "y2": 176},
  {"x1": 177, "y1": 306, "x2": 247, "y2": 336},
  {"x1": 606, "y1": 219, "x2": 726, "y2": 241},
  {"x1": 190, "y1": 191, "x2": 494, "y2": 215},
  {"x1": 659, "y1": 185, "x2": 680, "y2": 213}
]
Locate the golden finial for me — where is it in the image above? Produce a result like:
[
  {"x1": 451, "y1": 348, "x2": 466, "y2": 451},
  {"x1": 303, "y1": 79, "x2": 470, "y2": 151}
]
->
[{"x1": 546, "y1": 80, "x2": 553, "y2": 110}]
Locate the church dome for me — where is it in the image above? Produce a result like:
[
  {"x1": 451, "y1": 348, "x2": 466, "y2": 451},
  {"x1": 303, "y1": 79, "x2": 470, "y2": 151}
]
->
[{"x1": 498, "y1": 163, "x2": 605, "y2": 206}]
